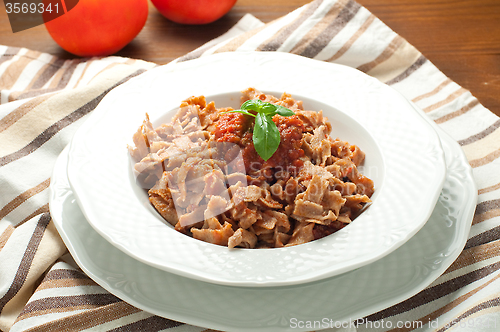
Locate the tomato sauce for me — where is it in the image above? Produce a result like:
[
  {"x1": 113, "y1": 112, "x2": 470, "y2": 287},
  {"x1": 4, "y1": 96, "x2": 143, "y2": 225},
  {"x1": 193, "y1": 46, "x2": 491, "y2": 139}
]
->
[
  {"x1": 214, "y1": 113, "x2": 249, "y2": 144},
  {"x1": 214, "y1": 112, "x2": 305, "y2": 176}
]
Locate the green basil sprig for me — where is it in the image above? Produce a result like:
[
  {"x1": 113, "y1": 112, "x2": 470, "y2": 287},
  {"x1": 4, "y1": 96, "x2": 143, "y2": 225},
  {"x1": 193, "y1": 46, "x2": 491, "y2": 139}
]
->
[{"x1": 223, "y1": 99, "x2": 295, "y2": 161}]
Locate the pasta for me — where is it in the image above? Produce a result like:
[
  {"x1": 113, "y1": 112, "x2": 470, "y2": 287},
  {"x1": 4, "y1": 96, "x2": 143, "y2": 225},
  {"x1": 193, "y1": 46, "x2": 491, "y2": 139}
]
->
[{"x1": 128, "y1": 88, "x2": 374, "y2": 248}]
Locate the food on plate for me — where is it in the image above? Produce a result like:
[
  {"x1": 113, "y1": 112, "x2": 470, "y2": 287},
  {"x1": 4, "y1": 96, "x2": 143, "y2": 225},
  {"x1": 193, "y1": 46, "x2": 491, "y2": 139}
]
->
[{"x1": 128, "y1": 88, "x2": 374, "y2": 248}]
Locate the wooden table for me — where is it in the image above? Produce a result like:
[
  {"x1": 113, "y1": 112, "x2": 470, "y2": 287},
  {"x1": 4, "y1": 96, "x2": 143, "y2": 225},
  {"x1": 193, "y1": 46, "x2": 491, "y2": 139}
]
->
[{"x1": 1, "y1": 0, "x2": 499, "y2": 116}]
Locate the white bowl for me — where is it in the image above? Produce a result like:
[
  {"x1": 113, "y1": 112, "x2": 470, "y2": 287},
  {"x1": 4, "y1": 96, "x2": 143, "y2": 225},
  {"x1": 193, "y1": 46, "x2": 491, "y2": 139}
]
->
[{"x1": 66, "y1": 52, "x2": 446, "y2": 287}]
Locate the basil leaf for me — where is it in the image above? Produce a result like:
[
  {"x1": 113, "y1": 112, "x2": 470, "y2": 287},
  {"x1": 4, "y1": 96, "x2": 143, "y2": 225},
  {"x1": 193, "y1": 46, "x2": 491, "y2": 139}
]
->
[
  {"x1": 225, "y1": 99, "x2": 296, "y2": 161},
  {"x1": 221, "y1": 109, "x2": 256, "y2": 117},
  {"x1": 275, "y1": 105, "x2": 295, "y2": 117},
  {"x1": 253, "y1": 113, "x2": 280, "y2": 161},
  {"x1": 241, "y1": 100, "x2": 295, "y2": 117},
  {"x1": 260, "y1": 103, "x2": 278, "y2": 115},
  {"x1": 241, "y1": 99, "x2": 265, "y2": 112}
]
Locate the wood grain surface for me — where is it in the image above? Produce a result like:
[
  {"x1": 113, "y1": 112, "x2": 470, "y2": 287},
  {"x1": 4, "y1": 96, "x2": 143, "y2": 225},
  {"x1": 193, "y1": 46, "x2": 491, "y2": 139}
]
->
[{"x1": 0, "y1": 0, "x2": 499, "y2": 115}]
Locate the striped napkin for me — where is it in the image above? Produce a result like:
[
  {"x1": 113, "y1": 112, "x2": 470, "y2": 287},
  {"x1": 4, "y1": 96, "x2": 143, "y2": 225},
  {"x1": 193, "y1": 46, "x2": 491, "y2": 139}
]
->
[{"x1": 1, "y1": 0, "x2": 498, "y2": 331}]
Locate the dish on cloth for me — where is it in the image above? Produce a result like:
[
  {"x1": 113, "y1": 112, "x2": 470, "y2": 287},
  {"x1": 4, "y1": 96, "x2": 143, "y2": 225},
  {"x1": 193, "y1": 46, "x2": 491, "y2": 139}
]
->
[
  {"x1": 49, "y1": 105, "x2": 476, "y2": 331},
  {"x1": 128, "y1": 88, "x2": 375, "y2": 249},
  {"x1": 66, "y1": 51, "x2": 446, "y2": 287}
]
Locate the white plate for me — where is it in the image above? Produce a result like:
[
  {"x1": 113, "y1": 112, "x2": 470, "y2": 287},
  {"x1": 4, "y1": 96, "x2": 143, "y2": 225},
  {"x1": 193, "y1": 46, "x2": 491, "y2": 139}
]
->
[
  {"x1": 50, "y1": 115, "x2": 476, "y2": 331},
  {"x1": 66, "y1": 52, "x2": 446, "y2": 287}
]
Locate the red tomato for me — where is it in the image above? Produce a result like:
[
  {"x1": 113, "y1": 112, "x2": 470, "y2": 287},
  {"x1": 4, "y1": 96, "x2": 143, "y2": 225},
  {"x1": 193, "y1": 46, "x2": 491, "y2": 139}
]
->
[
  {"x1": 151, "y1": 0, "x2": 237, "y2": 25},
  {"x1": 44, "y1": 0, "x2": 148, "y2": 57}
]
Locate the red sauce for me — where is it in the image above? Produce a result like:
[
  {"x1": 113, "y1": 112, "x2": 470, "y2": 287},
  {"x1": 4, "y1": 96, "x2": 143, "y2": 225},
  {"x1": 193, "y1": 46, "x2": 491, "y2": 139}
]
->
[
  {"x1": 264, "y1": 115, "x2": 305, "y2": 172},
  {"x1": 214, "y1": 113, "x2": 249, "y2": 144},
  {"x1": 215, "y1": 112, "x2": 305, "y2": 176}
]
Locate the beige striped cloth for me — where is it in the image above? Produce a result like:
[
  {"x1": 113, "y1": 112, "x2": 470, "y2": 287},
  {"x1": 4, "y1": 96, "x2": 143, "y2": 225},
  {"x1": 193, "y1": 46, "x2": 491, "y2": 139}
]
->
[{"x1": 1, "y1": 0, "x2": 498, "y2": 331}]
